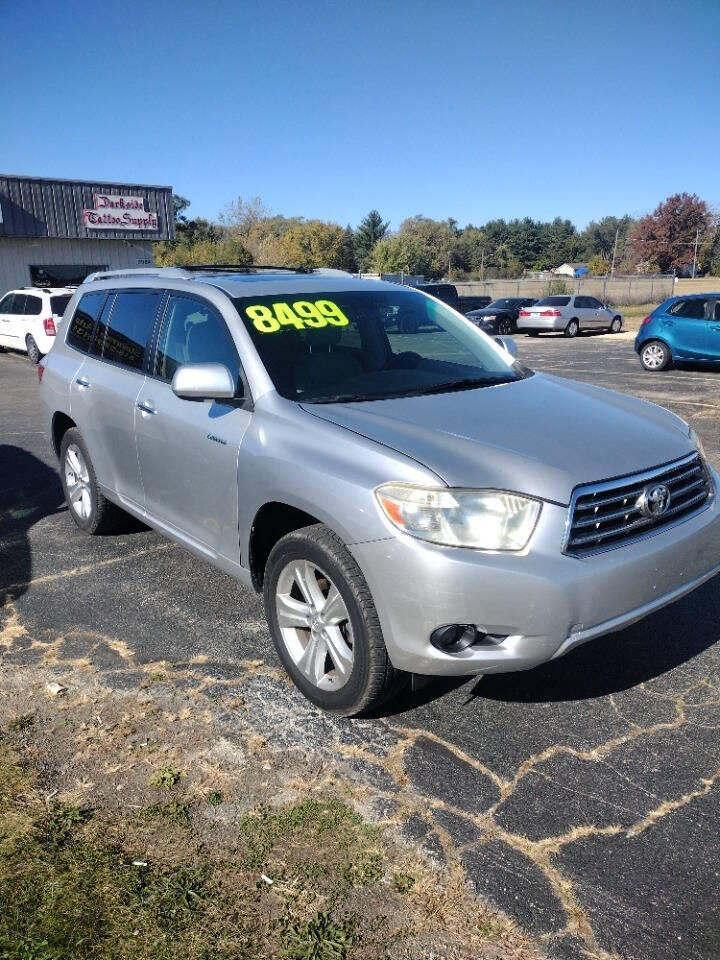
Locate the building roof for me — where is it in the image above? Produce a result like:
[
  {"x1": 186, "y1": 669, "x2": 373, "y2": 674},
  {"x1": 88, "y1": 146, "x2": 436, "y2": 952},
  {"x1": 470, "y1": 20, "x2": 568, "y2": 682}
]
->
[{"x1": 0, "y1": 173, "x2": 174, "y2": 242}]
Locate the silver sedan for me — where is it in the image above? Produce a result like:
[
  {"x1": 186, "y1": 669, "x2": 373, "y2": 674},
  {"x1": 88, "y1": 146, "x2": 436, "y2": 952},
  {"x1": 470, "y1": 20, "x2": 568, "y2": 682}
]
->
[{"x1": 517, "y1": 295, "x2": 623, "y2": 337}]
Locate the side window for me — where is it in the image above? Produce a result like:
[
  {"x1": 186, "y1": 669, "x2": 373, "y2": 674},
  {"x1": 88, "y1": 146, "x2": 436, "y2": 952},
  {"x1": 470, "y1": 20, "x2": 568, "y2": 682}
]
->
[
  {"x1": 24, "y1": 295, "x2": 42, "y2": 315},
  {"x1": 67, "y1": 292, "x2": 106, "y2": 353},
  {"x1": 154, "y1": 295, "x2": 240, "y2": 386},
  {"x1": 101, "y1": 291, "x2": 161, "y2": 370},
  {"x1": 574, "y1": 296, "x2": 587, "y2": 309},
  {"x1": 669, "y1": 298, "x2": 707, "y2": 319},
  {"x1": 10, "y1": 294, "x2": 27, "y2": 314},
  {"x1": 586, "y1": 297, "x2": 603, "y2": 309},
  {"x1": 715, "y1": 302, "x2": 720, "y2": 321},
  {"x1": 0, "y1": 293, "x2": 14, "y2": 313}
]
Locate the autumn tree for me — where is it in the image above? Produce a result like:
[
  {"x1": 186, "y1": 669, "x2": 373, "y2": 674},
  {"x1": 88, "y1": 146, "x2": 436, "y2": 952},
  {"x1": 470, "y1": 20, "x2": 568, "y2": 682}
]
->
[
  {"x1": 587, "y1": 254, "x2": 611, "y2": 275},
  {"x1": 630, "y1": 193, "x2": 712, "y2": 273}
]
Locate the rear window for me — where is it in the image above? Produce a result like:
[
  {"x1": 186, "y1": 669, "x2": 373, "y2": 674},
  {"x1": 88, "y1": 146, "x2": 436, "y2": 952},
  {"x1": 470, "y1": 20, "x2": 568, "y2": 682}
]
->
[
  {"x1": 50, "y1": 295, "x2": 72, "y2": 317},
  {"x1": 535, "y1": 296, "x2": 570, "y2": 306},
  {"x1": 67, "y1": 292, "x2": 106, "y2": 353},
  {"x1": 99, "y1": 291, "x2": 161, "y2": 370}
]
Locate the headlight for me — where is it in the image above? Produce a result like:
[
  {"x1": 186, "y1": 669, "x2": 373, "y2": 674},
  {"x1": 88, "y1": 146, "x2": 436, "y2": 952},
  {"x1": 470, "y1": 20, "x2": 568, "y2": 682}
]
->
[
  {"x1": 375, "y1": 483, "x2": 542, "y2": 551},
  {"x1": 689, "y1": 426, "x2": 706, "y2": 459}
]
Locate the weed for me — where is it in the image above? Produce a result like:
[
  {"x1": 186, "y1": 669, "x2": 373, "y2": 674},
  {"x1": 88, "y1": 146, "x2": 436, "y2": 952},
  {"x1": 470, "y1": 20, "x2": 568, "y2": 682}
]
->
[
  {"x1": 8, "y1": 714, "x2": 35, "y2": 733},
  {"x1": 391, "y1": 872, "x2": 416, "y2": 894},
  {"x1": 206, "y1": 790, "x2": 223, "y2": 807},
  {"x1": 35, "y1": 803, "x2": 87, "y2": 851},
  {"x1": 149, "y1": 767, "x2": 184, "y2": 791},
  {"x1": 283, "y1": 912, "x2": 356, "y2": 960}
]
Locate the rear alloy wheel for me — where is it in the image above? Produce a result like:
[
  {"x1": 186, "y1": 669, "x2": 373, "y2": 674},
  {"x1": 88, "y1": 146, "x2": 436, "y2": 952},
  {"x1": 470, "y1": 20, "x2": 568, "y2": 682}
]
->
[
  {"x1": 26, "y1": 335, "x2": 41, "y2": 364},
  {"x1": 609, "y1": 316, "x2": 623, "y2": 333},
  {"x1": 640, "y1": 340, "x2": 671, "y2": 372},
  {"x1": 498, "y1": 317, "x2": 514, "y2": 335},
  {"x1": 59, "y1": 428, "x2": 125, "y2": 534},
  {"x1": 564, "y1": 319, "x2": 579, "y2": 338},
  {"x1": 264, "y1": 524, "x2": 405, "y2": 715}
]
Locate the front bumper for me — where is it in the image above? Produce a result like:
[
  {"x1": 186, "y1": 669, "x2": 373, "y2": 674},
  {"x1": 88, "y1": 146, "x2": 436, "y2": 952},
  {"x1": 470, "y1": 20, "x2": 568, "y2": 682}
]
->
[{"x1": 349, "y1": 466, "x2": 720, "y2": 676}]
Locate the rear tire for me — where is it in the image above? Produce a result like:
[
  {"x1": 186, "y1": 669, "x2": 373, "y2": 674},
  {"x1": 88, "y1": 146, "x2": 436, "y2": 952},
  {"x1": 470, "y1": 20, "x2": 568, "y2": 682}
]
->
[
  {"x1": 264, "y1": 523, "x2": 406, "y2": 715},
  {"x1": 59, "y1": 428, "x2": 125, "y2": 534},
  {"x1": 26, "y1": 335, "x2": 41, "y2": 364},
  {"x1": 609, "y1": 316, "x2": 623, "y2": 333},
  {"x1": 640, "y1": 340, "x2": 671, "y2": 372},
  {"x1": 564, "y1": 319, "x2": 579, "y2": 338}
]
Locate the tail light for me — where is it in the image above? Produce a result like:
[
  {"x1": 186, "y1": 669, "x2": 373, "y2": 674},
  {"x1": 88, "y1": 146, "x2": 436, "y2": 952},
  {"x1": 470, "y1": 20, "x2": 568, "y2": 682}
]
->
[
  {"x1": 518, "y1": 309, "x2": 531, "y2": 317},
  {"x1": 540, "y1": 309, "x2": 562, "y2": 317},
  {"x1": 641, "y1": 315, "x2": 652, "y2": 326},
  {"x1": 43, "y1": 317, "x2": 57, "y2": 336},
  {"x1": 37, "y1": 361, "x2": 45, "y2": 383}
]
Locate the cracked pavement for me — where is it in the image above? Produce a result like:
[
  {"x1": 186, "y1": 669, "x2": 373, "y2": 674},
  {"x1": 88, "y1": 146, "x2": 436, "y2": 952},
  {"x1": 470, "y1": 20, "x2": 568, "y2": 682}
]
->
[{"x1": 1, "y1": 333, "x2": 719, "y2": 960}]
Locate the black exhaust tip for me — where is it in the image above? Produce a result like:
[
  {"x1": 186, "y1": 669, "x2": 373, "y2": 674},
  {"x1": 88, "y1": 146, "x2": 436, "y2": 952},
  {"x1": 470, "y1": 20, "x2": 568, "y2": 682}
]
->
[{"x1": 429, "y1": 623, "x2": 479, "y2": 653}]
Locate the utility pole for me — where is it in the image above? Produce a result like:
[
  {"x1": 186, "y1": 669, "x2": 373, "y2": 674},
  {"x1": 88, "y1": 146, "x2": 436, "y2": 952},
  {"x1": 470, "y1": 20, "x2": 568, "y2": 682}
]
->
[
  {"x1": 610, "y1": 227, "x2": 619, "y2": 277},
  {"x1": 692, "y1": 227, "x2": 699, "y2": 279},
  {"x1": 480, "y1": 248, "x2": 485, "y2": 281}
]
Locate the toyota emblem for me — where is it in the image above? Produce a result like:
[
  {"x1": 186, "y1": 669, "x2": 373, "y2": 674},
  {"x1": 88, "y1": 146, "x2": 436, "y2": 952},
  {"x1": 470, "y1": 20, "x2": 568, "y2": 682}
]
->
[{"x1": 638, "y1": 483, "x2": 671, "y2": 518}]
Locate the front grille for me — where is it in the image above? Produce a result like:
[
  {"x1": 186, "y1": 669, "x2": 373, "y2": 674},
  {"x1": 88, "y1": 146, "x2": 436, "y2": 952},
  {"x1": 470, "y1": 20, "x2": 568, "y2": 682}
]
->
[{"x1": 564, "y1": 453, "x2": 713, "y2": 556}]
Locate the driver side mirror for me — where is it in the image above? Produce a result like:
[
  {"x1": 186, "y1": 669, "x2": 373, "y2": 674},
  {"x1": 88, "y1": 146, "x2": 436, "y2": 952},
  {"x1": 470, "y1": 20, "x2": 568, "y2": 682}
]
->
[
  {"x1": 171, "y1": 362, "x2": 238, "y2": 400},
  {"x1": 494, "y1": 335, "x2": 518, "y2": 359}
]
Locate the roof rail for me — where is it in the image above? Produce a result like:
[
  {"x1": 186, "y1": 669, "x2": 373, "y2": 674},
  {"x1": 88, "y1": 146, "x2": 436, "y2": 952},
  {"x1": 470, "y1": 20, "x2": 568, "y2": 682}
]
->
[
  {"x1": 84, "y1": 267, "x2": 190, "y2": 283},
  {"x1": 179, "y1": 263, "x2": 310, "y2": 274}
]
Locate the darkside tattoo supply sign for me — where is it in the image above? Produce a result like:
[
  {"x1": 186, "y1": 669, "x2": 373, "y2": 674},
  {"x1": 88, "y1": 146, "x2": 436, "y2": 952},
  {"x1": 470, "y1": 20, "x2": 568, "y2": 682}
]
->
[{"x1": 82, "y1": 194, "x2": 159, "y2": 231}]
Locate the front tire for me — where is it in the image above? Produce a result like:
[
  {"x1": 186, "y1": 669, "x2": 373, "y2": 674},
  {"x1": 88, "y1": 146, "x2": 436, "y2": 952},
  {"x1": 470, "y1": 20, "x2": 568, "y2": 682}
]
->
[
  {"x1": 26, "y1": 335, "x2": 41, "y2": 364},
  {"x1": 498, "y1": 317, "x2": 514, "y2": 335},
  {"x1": 640, "y1": 340, "x2": 671, "y2": 372},
  {"x1": 264, "y1": 524, "x2": 405, "y2": 715},
  {"x1": 59, "y1": 428, "x2": 124, "y2": 534},
  {"x1": 564, "y1": 318, "x2": 579, "y2": 338}
]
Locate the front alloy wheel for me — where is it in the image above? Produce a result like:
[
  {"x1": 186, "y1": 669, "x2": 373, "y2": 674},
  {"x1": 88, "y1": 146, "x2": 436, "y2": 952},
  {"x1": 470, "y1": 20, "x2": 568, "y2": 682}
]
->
[
  {"x1": 275, "y1": 559, "x2": 354, "y2": 690},
  {"x1": 264, "y1": 524, "x2": 404, "y2": 715},
  {"x1": 498, "y1": 317, "x2": 513, "y2": 335}
]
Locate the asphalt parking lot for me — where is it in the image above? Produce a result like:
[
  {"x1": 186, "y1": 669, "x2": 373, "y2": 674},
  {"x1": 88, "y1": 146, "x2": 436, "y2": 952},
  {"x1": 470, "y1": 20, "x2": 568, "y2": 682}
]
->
[{"x1": 1, "y1": 331, "x2": 719, "y2": 960}]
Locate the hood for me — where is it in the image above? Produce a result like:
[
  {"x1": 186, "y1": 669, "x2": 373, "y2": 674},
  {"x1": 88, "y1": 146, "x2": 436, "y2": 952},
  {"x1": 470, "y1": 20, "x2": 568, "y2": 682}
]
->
[{"x1": 302, "y1": 373, "x2": 694, "y2": 505}]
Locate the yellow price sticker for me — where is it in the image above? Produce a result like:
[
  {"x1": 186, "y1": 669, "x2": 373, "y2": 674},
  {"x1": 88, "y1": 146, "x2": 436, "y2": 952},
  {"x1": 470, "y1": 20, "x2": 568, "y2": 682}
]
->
[{"x1": 245, "y1": 300, "x2": 350, "y2": 334}]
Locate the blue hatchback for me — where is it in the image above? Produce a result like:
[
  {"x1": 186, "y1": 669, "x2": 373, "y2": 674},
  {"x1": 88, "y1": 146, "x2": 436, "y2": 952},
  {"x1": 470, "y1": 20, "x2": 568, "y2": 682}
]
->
[{"x1": 635, "y1": 293, "x2": 720, "y2": 371}]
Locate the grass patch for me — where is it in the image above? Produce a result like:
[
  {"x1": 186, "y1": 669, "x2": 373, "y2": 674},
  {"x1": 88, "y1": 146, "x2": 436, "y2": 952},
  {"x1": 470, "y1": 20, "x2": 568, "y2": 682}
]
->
[
  {"x1": 148, "y1": 766, "x2": 184, "y2": 791},
  {"x1": 0, "y1": 746, "x2": 400, "y2": 960}
]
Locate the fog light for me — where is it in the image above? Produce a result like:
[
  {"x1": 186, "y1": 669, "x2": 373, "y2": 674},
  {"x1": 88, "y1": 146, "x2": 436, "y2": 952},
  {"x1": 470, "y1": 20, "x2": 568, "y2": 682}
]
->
[{"x1": 430, "y1": 624, "x2": 479, "y2": 653}]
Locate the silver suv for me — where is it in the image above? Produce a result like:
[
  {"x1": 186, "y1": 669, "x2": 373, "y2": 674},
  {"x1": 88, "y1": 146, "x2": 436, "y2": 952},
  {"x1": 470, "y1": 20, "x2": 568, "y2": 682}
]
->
[{"x1": 39, "y1": 267, "x2": 720, "y2": 715}]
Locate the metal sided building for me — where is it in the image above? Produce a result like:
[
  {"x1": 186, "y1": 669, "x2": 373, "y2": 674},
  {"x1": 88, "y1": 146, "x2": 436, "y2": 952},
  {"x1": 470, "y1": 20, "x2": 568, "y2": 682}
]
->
[{"x1": 0, "y1": 174, "x2": 175, "y2": 296}]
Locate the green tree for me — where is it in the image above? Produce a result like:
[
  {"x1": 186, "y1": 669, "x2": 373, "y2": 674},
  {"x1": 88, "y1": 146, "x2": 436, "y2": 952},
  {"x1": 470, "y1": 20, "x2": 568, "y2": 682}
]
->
[
  {"x1": 274, "y1": 220, "x2": 349, "y2": 270},
  {"x1": 339, "y1": 225, "x2": 358, "y2": 273},
  {"x1": 354, "y1": 210, "x2": 390, "y2": 270}
]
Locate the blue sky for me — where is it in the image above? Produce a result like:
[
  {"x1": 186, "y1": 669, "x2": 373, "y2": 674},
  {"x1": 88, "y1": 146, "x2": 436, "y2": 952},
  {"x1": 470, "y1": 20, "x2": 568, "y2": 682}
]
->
[{"x1": 2, "y1": 0, "x2": 718, "y2": 229}]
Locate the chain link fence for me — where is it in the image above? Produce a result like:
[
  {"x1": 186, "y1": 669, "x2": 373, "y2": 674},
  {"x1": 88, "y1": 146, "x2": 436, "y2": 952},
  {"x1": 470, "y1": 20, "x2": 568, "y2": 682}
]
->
[{"x1": 453, "y1": 274, "x2": 674, "y2": 306}]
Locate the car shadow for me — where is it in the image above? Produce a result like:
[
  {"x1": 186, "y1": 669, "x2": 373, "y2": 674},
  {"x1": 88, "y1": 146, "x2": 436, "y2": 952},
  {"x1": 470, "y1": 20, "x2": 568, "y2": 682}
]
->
[
  {"x1": 373, "y1": 571, "x2": 720, "y2": 715},
  {"x1": 0, "y1": 445, "x2": 66, "y2": 604}
]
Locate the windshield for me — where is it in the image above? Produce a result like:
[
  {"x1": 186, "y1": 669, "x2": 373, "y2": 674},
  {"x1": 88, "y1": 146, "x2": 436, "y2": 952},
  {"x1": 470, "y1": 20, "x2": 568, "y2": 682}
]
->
[
  {"x1": 234, "y1": 289, "x2": 531, "y2": 403},
  {"x1": 487, "y1": 299, "x2": 516, "y2": 310}
]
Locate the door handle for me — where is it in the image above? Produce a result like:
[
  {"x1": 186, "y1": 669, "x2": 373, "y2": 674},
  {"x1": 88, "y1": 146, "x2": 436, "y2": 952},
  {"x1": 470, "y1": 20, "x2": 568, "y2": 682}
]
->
[
  {"x1": 712, "y1": 325, "x2": 720, "y2": 333},
  {"x1": 136, "y1": 400, "x2": 157, "y2": 415},
  {"x1": 75, "y1": 376, "x2": 91, "y2": 388}
]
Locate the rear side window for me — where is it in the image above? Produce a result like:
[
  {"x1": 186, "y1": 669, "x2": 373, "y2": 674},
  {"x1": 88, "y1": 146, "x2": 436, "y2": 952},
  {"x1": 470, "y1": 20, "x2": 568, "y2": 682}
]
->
[
  {"x1": 50, "y1": 295, "x2": 72, "y2": 317},
  {"x1": 669, "y1": 298, "x2": 707, "y2": 319},
  {"x1": 10, "y1": 294, "x2": 27, "y2": 314},
  {"x1": 154, "y1": 295, "x2": 239, "y2": 385},
  {"x1": 100, "y1": 291, "x2": 161, "y2": 370},
  {"x1": 24, "y1": 295, "x2": 42, "y2": 315},
  {"x1": 0, "y1": 294, "x2": 14, "y2": 313},
  {"x1": 67, "y1": 292, "x2": 107, "y2": 353},
  {"x1": 536, "y1": 296, "x2": 570, "y2": 306}
]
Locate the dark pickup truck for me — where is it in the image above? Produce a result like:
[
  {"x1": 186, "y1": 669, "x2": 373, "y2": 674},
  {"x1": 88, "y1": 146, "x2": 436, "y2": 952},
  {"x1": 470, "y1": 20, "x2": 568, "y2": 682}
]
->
[{"x1": 418, "y1": 283, "x2": 491, "y2": 315}]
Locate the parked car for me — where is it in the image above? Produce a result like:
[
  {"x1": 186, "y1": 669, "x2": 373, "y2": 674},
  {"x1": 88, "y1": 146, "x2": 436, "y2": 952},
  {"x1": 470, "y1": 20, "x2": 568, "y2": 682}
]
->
[
  {"x1": 0, "y1": 287, "x2": 75, "y2": 362},
  {"x1": 40, "y1": 267, "x2": 719, "y2": 716},
  {"x1": 635, "y1": 294, "x2": 720, "y2": 372},
  {"x1": 517, "y1": 295, "x2": 623, "y2": 338},
  {"x1": 466, "y1": 297, "x2": 537, "y2": 335},
  {"x1": 416, "y1": 283, "x2": 460, "y2": 311}
]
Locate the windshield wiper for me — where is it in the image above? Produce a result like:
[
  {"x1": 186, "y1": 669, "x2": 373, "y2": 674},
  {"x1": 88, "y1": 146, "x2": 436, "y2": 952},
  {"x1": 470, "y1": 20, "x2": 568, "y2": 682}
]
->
[{"x1": 401, "y1": 376, "x2": 515, "y2": 396}]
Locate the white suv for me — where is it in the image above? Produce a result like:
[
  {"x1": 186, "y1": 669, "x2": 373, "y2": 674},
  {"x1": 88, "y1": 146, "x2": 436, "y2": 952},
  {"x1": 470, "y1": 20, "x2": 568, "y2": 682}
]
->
[{"x1": 0, "y1": 287, "x2": 75, "y2": 363}]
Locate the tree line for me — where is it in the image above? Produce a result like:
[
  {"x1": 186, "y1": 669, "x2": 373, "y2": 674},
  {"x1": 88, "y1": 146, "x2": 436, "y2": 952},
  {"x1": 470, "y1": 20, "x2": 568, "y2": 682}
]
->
[{"x1": 154, "y1": 192, "x2": 720, "y2": 280}]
